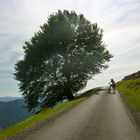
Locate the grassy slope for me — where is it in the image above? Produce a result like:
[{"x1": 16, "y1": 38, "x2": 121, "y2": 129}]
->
[
  {"x1": 0, "y1": 97, "x2": 85, "y2": 140},
  {"x1": 117, "y1": 78, "x2": 140, "y2": 113}
]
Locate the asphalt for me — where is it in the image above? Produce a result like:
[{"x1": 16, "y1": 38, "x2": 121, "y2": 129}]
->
[{"x1": 26, "y1": 90, "x2": 140, "y2": 140}]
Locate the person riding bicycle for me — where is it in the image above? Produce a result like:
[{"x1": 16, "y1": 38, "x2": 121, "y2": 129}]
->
[{"x1": 108, "y1": 79, "x2": 116, "y2": 94}]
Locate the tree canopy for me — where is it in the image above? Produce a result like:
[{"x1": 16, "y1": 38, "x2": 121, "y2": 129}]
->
[{"x1": 14, "y1": 10, "x2": 112, "y2": 112}]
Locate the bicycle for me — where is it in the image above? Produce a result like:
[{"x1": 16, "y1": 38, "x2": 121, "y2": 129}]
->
[{"x1": 108, "y1": 83, "x2": 116, "y2": 94}]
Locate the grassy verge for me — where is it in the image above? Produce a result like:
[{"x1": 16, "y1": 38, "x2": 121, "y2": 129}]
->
[
  {"x1": 117, "y1": 78, "x2": 140, "y2": 113},
  {"x1": 0, "y1": 97, "x2": 85, "y2": 140}
]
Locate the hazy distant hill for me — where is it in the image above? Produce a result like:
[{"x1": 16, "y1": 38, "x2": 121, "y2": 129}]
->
[
  {"x1": 0, "y1": 97, "x2": 22, "y2": 102},
  {"x1": 0, "y1": 99, "x2": 33, "y2": 129}
]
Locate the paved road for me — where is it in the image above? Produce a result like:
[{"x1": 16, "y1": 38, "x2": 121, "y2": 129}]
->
[{"x1": 26, "y1": 90, "x2": 140, "y2": 140}]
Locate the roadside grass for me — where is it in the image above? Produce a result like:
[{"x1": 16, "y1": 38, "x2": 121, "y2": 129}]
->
[
  {"x1": 117, "y1": 79, "x2": 140, "y2": 113},
  {"x1": 0, "y1": 97, "x2": 85, "y2": 140}
]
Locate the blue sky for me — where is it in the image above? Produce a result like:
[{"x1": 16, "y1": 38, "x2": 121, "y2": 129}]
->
[{"x1": 0, "y1": 0, "x2": 140, "y2": 97}]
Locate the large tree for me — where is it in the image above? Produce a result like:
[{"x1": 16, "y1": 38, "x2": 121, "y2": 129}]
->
[{"x1": 14, "y1": 10, "x2": 112, "y2": 112}]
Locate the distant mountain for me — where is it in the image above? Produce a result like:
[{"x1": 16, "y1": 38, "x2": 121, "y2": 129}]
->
[
  {"x1": 0, "y1": 99, "x2": 33, "y2": 130},
  {"x1": 0, "y1": 96, "x2": 23, "y2": 102}
]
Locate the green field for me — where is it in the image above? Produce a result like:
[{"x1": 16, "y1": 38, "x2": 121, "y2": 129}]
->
[
  {"x1": 117, "y1": 78, "x2": 140, "y2": 113},
  {"x1": 0, "y1": 97, "x2": 85, "y2": 140}
]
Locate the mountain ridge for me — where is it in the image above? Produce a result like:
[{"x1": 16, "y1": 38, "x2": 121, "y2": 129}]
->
[
  {"x1": 123, "y1": 71, "x2": 140, "y2": 80},
  {"x1": 0, "y1": 96, "x2": 23, "y2": 102},
  {"x1": 0, "y1": 99, "x2": 33, "y2": 129}
]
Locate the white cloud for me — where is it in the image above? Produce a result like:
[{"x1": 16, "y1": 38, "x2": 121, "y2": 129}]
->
[{"x1": 0, "y1": 0, "x2": 140, "y2": 96}]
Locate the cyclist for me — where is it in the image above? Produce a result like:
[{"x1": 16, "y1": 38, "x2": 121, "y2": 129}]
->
[{"x1": 108, "y1": 79, "x2": 116, "y2": 94}]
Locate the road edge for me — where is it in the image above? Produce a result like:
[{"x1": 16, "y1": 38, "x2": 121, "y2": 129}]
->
[
  {"x1": 118, "y1": 91, "x2": 140, "y2": 133},
  {"x1": 8, "y1": 89, "x2": 98, "y2": 140}
]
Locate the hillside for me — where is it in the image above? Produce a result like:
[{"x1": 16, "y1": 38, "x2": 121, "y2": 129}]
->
[
  {"x1": 0, "y1": 99, "x2": 33, "y2": 129},
  {"x1": 0, "y1": 97, "x2": 85, "y2": 140},
  {"x1": 0, "y1": 87, "x2": 103, "y2": 140},
  {"x1": 123, "y1": 71, "x2": 140, "y2": 80},
  {"x1": 117, "y1": 70, "x2": 140, "y2": 113}
]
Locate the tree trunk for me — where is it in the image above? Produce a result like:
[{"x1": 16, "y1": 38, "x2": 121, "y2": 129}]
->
[
  {"x1": 63, "y1": 54, "x2": 74, "y2": 100},
  {"x1": 64, "y1": 81, "x2": 74, "y2": 101},
  {"x1": 66, "y1": 87, "x2": 74, "y2": 101}
]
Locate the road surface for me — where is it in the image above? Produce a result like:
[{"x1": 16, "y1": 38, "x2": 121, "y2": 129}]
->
[{"x1": 26, "y1": 90, "x2": 140, "y2": 140}]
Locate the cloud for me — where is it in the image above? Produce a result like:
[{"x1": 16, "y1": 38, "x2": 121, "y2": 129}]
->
[{"x1": 0, "y1": 0, "x2": 140, "y2": 96}]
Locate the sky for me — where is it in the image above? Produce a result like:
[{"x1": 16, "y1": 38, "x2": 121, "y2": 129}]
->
[{"x1": 0, "y1": 0, "x2": 140, "y2": 97}]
